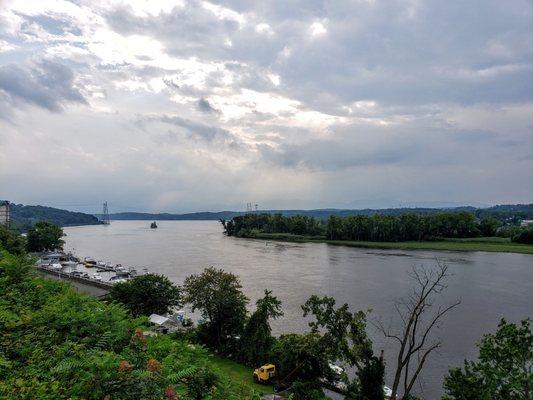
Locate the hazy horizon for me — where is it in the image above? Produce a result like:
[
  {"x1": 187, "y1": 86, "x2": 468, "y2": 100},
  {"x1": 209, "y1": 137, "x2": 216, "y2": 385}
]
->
[
  {"x1": 9, "y1": 199, "x2": 533, "y2": 216},
  {"x1": 1, "y1": 1, "x2": 532, "y2": 212}
]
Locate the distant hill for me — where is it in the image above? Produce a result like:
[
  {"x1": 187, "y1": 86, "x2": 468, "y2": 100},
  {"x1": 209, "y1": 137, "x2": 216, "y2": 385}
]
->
[
  {"x1": 10, "y1": 203, "x2": 101, "y2": 231},
  {"x1": 104, "y1": 204, "x2": 533, "y2": 221}
]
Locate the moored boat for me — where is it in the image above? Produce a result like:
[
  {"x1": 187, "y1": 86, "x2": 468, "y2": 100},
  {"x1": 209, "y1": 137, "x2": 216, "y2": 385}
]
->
[{"x1": 84, "y1": 257, "x2": 97, "y2": 267}]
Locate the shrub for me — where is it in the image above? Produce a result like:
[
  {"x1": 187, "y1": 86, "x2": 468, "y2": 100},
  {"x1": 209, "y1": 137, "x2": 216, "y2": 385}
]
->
[
  {"x1": 187, "y1": 367, "x2": 218, "y2": 399},
  {"x1": 109, "y1": 274, "x2": 181, "y2": 317},
  {"x1": 512, "y1": 227, "x2": 533, "y2": 244}
]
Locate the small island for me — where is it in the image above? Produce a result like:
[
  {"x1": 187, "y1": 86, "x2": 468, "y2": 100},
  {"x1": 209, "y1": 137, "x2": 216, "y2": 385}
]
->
[{"x1": 221, "y1": 210, "x2": 533, "y2": 254}]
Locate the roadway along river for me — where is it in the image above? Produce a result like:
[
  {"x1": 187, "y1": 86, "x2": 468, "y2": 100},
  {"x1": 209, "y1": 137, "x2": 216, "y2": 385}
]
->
[{"x1": 64, "y1": 220, "x2": 533, "y2": 399}]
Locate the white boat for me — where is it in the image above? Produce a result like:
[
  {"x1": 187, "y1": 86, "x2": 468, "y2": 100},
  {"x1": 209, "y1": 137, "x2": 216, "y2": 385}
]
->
[
  {"x1": 110, "y1": 275, "x2": 128, "y2": 284},
  {"x1": 61, "y1": 260, "x2": 78, "y2": 268},
  {"x1": 92, "y1": 273, "x2": 102, "y2": 281},
  {"x1": 115, "y1": 266, "x2": 130, "y2": 276},
  {"x1": 384, "y1": 386, "x2": 393, "y2": 399},
  {"x1": 49, "y1": 263, "x2": 63, "y2": 270}
]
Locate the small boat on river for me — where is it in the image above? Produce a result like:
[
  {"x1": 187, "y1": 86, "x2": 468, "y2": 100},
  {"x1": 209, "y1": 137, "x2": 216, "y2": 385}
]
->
[{"x1": 150, "y1": 221, "x2": 158, "y2": 229}]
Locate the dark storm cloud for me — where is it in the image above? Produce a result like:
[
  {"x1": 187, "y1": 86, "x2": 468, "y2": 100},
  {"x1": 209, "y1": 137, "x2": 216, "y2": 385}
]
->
[
  {"x1": 141, "y1": 114, "x2": 243, "y2": 148},
  {"x1": 197, "y1": 97, "x2": 219, "y2": 113},
  {"x1": 0, "y1": 60, "x2": 87, "y2": 112}
]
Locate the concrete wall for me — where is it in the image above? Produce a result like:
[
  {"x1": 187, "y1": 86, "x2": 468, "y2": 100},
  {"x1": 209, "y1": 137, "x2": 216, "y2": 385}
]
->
[{"x1": 37, "y1": 269, "x2": 110, "y2": 298}]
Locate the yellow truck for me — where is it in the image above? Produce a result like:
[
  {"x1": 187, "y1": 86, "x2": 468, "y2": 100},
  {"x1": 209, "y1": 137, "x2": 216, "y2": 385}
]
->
[{"x1": 253, "y1": 364, "x2": 276, "y2": 383}]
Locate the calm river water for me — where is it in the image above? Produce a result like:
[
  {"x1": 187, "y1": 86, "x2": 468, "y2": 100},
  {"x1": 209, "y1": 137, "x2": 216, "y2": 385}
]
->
[{"x1": 64, "y1": 221, "x2": 532, "y2": 399}]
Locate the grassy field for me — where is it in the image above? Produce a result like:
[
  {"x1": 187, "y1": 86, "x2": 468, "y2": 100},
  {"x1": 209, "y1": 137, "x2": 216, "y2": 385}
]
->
[
  {"x1": 246, "y1": 233, "x2": 533, "y2": 254},
  {"x1": 210, "y1": 355, "x2": 275, "y2": 395}
]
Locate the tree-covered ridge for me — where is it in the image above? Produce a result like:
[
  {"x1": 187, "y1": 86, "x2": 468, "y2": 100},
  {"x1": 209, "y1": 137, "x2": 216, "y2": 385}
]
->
[
  {"x1": 221, "y1": 211, "x2": 502, "y2": 242},
  {"x1": 10, "y1": 203, "x2": 100, "y2": 231},
  {"x1": 106, "y1": 204, "x2": 533, "y2": 221}
]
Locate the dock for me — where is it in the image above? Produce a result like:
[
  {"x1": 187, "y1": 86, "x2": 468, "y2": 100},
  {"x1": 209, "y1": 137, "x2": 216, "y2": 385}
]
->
[
  {"x1": 33, "y1": 251, "x2": 142, "y2": 297},
  {"x1": 36, "y1": 265, "x2": 112, "y2": 297}
]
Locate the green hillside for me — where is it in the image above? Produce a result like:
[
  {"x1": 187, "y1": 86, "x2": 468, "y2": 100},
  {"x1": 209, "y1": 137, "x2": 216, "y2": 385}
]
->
[
  {"x1": 0, "y1": 251, "x2": 267, "y2": 399},
  {"x1": 9, "y1": 203, "x2": 101, "y2": 231}
]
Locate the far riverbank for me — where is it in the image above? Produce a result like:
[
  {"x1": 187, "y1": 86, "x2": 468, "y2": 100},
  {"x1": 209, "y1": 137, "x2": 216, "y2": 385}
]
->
[{"x1": 239, "y1": 232, "x2": 533, "y2": 254}]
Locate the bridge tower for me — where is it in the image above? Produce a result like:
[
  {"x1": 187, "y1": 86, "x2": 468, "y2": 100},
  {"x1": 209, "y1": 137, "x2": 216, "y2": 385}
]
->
[{"x1": 101, "y1": 201, "x2": 110, "y2": 225}]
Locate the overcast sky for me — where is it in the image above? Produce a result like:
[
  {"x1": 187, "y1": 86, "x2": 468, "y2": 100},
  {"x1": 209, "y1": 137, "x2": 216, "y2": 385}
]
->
[{"x1": 0, "y1": 0, "x2": 532, "y2": 213}]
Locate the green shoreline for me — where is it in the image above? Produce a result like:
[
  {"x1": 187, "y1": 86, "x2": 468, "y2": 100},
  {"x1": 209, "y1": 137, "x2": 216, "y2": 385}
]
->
[{"x1": 240, "y1": 233, "x2": 533, "y2": 254}]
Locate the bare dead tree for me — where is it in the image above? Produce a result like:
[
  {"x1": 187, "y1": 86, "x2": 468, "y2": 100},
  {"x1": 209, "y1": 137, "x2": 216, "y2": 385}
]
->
[{"x1": 374, "y1": 261, "x2": 460, "y2": 400}]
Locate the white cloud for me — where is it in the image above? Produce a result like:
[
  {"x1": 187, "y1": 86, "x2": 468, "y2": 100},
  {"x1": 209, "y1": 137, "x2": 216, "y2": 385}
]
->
[
  {"x1": 0, "y1": 0, "x2": 532, "y2": 211},
  {"x1": 256, "y1": 23, "x2": 274, "y2": 35},
  {"x1": 309, "y1": 21, "x2": 327, "y2": 37}
]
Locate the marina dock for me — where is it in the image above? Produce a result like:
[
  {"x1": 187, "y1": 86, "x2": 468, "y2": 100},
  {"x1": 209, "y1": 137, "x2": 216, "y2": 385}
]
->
[{"x1": 34, "y1": 251, "x2": 144, "y2": 297}]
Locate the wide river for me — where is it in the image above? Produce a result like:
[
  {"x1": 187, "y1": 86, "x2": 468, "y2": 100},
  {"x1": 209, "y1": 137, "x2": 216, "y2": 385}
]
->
[{"x1": 64, "y1": 221, "x2": 532, "y2": 399}]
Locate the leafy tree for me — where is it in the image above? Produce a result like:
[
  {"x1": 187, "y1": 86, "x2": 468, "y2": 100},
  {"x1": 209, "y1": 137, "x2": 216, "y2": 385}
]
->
[
  {"x1": 290, "y1": 380, "x2": 326, "y2": 400},
  {"x1": 183, "y1": 267, "x2": 248, "y2": 354},
  {"x1": 443, "y1": 318, "x2": 532, "y2": 400},
  {"x1": 346, "y1": 354, "x2": 386, "y2": 400},
  {"x1": 0, "y1": 225, "x2": 26, "y2": 255},
  {"x1": 302, "y1": 295, "x2": 385, "y2": 398},
  {"x1": 271, "y1": 333, "x2": 328, "y2": 383},
  {"x1": 512, "y1": 227, "x2": 533, "y2": 244},
  {"x1": 478, "y1": 217, "x2": 499, "y2": 237},
  {"x1": 271, "y1": 296, "x2": 381, "y2": 399},
  {"x1": 110, "y1": 274, "x2": 181, "y2": 317},
  {"x1": 302, "y1": 295, "x2": 372, "y2": 367},
  {"x1": 240, "y1": 289, "x2": 283, "y2": 366},
  {"x1": 222, "y1": 210, "x2": 497, "y2": 242},
  {"x1": 26, "y1": 221, "x2": 64, "y2": 252},
  {"x1": 0, "y1": 250, "x2": 34, "y2": 285}
]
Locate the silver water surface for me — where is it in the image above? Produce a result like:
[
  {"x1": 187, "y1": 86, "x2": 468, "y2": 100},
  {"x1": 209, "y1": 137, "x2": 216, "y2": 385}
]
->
[{"x1": 64, "y1": 221, "x2": 533, "y2": 399}]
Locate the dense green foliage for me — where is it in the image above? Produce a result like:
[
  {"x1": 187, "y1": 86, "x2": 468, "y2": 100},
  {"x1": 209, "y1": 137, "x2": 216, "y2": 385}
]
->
[
  {"x1": 26, "y1": 221, "x2": 65, "y2": 252},
  {"x1": 10, "y1": 203, "x2": 100, "y2": 231},
  {"x1": 180, "y1": 269, "x2": 382, "y2": 399},
  {"x1": 222, "y1": 213, "x2": 323, "y2": 237},
  {"x1": 222, "y1": 212, "x2": 502, "y2": 242},
  {"x1": 240, "y1": 290, "x2": 283, "y2": 367},
  {"x1": 349, "y1": 355, "x2": 386, "y2": 400},
  {"x1": 0, "y1": 225, "x2": 26, "y2": 254},
  {"x1": 0, "y1": 251, "x2": 265, "y2": 400},
  {"x1": 511, "y1": 227, "x2": 533, "y2": 244},
  {"x1": 109, "y1": 274, "x2": 182, "y2": 317},
  {"x1": 183, "y1": 267, "x2": 249, "y2": 355},
  {"x1": 443, "y1": 319, "x2": 532, "y2": 400}
]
